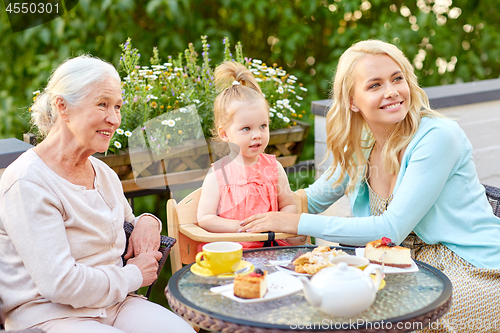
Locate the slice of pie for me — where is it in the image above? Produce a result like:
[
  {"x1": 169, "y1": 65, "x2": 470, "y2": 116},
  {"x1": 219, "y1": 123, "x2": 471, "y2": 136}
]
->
[
  {"x1": 364, "y1": 237, "x2": 412, "y2": 268},
  {"x1": 293, "y1": 246, "x2": 347, "y2": 274}
]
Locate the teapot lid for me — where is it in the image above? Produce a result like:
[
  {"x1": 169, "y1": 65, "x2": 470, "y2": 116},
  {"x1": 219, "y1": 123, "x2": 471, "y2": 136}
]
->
[{"x1": 325, "y1": 262, "x2": 363, "y2": 280}]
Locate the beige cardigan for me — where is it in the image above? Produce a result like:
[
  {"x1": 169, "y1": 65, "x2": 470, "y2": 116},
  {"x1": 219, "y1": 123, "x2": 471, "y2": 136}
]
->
[{"x1": 0, "y1": 149, "x2": 153, "y2": 330}]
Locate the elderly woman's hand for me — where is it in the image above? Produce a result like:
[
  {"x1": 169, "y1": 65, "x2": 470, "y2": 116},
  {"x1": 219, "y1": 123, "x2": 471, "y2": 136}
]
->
[
  {"x1": 124, "y1": 215, "x2": 161, "y2": 259},
  {"x1": 126, "y1": 251, "x2": 163, "y2": 287},
  {"x1": 238, "y1": 212, "x2": 301, "y2": 234}
]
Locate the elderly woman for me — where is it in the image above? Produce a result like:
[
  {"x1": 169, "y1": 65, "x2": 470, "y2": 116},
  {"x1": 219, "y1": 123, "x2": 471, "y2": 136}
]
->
[
  {"x1": 0, "y1": 56, "x2": 194, "y2": 332},
  {"x1": 240, "y1": 40, "x2": 500, "y2": 332}
]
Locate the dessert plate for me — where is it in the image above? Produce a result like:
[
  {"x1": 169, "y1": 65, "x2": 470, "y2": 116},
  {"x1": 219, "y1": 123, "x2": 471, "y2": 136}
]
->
[
  {"x1": 355, "y1": 248, "x2": 419, "y2": 274},
  {"x1": 268, "y1": 260, "x2": 311, "y2": 276},
  {"x1": 191, "y1": 260, "x2": 254, "y2": 278},
  {"x1": 209, "y1": 271, "x2": 303, "y2": 303}
]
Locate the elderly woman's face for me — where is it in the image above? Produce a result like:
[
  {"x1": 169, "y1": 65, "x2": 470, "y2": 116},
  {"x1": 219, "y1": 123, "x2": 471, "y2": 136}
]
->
[
  {"x1": 350, "y1": 54, "x2": 410, "y2": 135},
  {"x1": 66, "y1": 77, "x2": 122, "y2": 153}
]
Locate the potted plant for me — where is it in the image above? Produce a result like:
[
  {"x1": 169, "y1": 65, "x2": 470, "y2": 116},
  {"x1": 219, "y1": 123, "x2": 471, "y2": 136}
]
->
[{"x1": 95, "y1": 36, "x2": 310, "y2": 193}]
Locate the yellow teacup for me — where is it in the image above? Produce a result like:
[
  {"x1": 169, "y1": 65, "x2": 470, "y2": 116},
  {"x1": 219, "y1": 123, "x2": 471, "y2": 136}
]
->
[
  {"x1": 330, "y1": 255, "x2": 370, "y2": 270},
  {"x1": 195, "y1": 242, "x2": 243, "y2": 275}
]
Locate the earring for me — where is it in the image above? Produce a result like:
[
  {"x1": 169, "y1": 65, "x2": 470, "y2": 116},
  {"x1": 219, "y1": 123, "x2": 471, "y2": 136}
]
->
[{"x1": 351, "y1": 106, "x2": 359, "y2": 111}]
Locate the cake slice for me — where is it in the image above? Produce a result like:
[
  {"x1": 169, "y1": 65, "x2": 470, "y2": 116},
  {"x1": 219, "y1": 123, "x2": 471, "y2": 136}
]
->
[
  {"x1": 364, "y1": 237, "x2": 412, "y2": 268},
  {"x1": 233, "y1": 269, "x2": 268, "y2": 299}
]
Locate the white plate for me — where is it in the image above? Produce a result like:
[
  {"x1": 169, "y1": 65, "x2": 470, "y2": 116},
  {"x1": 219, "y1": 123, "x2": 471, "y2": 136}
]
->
[
  {"x1": 355, "y1": 248, "x2": 419, "y2": 274},
  {"x1": 268, "y1": 260, "x2": 310, "y2": 276},
  {"x1": 209, "y1": 271, "x2": 303, "y2": 303}
]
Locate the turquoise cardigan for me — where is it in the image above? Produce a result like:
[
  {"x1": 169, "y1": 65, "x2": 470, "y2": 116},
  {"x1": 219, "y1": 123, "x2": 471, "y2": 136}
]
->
[{"x1": 299, "y1": 117, "x2": 500, "y2": 269}]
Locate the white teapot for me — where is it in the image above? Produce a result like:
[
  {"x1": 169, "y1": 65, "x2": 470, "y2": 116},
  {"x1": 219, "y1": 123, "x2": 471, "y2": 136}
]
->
[{"x1": 299, "y1": 262, "x2": 383, "y2": 316}]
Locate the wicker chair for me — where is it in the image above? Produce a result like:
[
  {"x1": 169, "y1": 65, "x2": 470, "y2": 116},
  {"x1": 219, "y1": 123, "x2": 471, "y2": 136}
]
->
[
  {"x1": 484, "y1": 184, "x2": 500, "y2": 218},
  {"x1": 0, "y1": 222, "x2": 176, "y2": 332}
]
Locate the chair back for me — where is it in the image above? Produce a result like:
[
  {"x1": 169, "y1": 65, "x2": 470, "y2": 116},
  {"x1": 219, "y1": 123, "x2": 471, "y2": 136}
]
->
[
  {"x1": 167, "y1": 188, "x2": 308, "y2": 275},
  {"x1": 484, "y1": 184, "x2": 500, "y2": 218}
]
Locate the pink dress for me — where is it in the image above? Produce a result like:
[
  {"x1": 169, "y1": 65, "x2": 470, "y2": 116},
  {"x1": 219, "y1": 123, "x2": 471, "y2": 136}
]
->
[{"x1": 210, "y1": 153, "x2": 290, "y2": 249}]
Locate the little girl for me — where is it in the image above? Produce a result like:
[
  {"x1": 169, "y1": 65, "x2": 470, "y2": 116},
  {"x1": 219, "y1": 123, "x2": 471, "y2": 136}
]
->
[{"x1": 197, "y1": 61, "x2": 305, "y2": 248}]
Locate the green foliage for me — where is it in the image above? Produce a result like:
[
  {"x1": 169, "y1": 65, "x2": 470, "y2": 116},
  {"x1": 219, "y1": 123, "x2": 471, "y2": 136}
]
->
[
  {"x1": 2, "y1": 0, "x2": 500, "y2": 145},
  {"x1": 108, "y1": 36, "x2": 307, "y2": 154}
]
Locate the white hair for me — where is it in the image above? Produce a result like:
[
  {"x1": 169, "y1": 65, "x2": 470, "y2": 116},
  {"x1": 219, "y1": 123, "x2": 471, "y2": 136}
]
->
[{"x1": 30, "y1": 55, "x2": 120, "y2": 137}]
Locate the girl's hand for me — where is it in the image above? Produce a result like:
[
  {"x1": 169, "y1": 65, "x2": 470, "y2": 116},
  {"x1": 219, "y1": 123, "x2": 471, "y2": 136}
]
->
[
  {"x1": 238, "y1": 212, "x2": 301, "y2": 234},
  {"x1": 124, "y1": 215, "x2": 161, "y2": 259}
]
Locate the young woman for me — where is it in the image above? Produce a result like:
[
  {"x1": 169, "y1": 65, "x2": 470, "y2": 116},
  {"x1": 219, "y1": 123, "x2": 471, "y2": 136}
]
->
[{"x1": 240, "y1": 40, "x2": 500, "y2": 332}]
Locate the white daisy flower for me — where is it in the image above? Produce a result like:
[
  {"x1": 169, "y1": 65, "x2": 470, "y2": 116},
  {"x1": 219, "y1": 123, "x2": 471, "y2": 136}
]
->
[
  {"x1": 193, "y1": 99, "x2": 201, "y2": 104},
  {"x1": 255, "y1": 78, "x2": 263, "y2": 82},
  {"x1": 167, "y1": 120, "x2": 176, "y2": 127},
  {"x1": 164, "y1": 63, "x2": 173, "y2": 66},
  {"x1": 125, "y1": 131, "x2": 132, "y2": 137},
  {"x1": 269, "y1": 112, "x2": 274, "y2": 117},
  {"x1": 252, "y1": 59, "x2": 263, "y2": 64},
  {"x1": 278, "y1": 87, "x2": 284, "y2": 94},
  {"x1": 162, "y1": 120, "x2": 169, "y2": 125},
  {"x1": 283, "y1": 117, "x2": 290, "y2": 123},
  {"x1": 277, "y1": 112, "x2": 283, "y2": 118},
  {"x1": 296, "y1": 96, "x2": 304, "y2": 100},
  {"x1": 300, "y1": 87, "x2": 308, "y2": 91},
  {"x1": 270, "y1": 107, "x2": 277, "y2": 112},
  {"x1": 114, "y1": 141, "x2": 122, "y2": 148},
  {"x1": 116, "y1": 128, "x2": 124, "y2": 135},
  {"x1": 295, "y1": 102, "x2": 301, "y2": 107},
  {"x1": 33, "y1": 90, "x2": 40, "y2": 95}
]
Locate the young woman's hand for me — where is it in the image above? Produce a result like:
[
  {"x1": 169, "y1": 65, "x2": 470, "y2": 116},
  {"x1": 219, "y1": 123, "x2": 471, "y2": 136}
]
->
[
  {"x1": 238, "y1": 212, "x2": 300, "y2": 234},
  {"x1": 126, "y1": 251, "x2": 162, "y2": 287},
  {"x1": 124, "y1": 215, "x2": 161, "y2": 259}
]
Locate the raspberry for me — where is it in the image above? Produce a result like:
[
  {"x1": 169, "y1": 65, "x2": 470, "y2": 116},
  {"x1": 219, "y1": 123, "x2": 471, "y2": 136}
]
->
[
  {"x1": 249, "y1": 269, "x2": 264, "y2": 277},
  {"x1": 381, "y1": 237, "x2": 392, "y2": 246}
]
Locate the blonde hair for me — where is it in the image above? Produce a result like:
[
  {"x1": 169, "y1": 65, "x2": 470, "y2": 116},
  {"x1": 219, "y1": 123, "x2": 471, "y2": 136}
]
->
[
  {"x1": 31, "y1": 55, "x2": 120, "y2": 137},
  {"x1": 213, "y1": 61, "x2": 267, "y2": 137},
  {"x1": 325, "y1": 39, "x2": 442, "y2": 193}
]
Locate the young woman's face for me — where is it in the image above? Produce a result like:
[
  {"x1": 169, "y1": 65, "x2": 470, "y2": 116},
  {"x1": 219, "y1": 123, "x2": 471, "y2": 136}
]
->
[
  {"x1": 351, "y1": 54, "x2": 411, "y2": 136},
  {"x1": 219, "y1": 99, "x2": 269, "y2": 165}
]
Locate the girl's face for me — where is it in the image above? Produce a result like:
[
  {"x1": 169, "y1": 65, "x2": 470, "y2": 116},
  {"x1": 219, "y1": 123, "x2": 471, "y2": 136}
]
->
[
  {"x1": 350, "y1": 54, "x2": 411, "y2": 136},
  {"x1": 218, "y1": 99, "x2": 269, "y2": 165}
]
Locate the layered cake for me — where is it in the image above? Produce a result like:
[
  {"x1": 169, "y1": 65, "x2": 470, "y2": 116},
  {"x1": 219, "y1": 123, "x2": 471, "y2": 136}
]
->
[
  {"x1": 364, "y1": 237, "x2": 412, "y2": 268},
  {"x1": 233, "y1": 269, "x2": 268, "y2": 299}
]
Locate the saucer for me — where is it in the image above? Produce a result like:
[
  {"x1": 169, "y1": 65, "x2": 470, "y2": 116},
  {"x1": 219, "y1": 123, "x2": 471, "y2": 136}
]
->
[
  {"x1": 370, "y1": 274, "x2": 386, "y2": 290},
  {"x1": 190, "y1": 260, "x2": 254, "y2": 278}
]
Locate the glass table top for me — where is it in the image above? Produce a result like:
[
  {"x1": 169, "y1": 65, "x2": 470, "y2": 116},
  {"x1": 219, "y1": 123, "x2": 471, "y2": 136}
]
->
[{"x1": 168, "y1": 246, "x2": 452, "y2": 330}]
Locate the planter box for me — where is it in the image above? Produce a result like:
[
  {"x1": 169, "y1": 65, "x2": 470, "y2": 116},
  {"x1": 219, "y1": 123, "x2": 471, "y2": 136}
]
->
[{"x1": 95, "y1": 120, "x2": 310, "y2": 194}]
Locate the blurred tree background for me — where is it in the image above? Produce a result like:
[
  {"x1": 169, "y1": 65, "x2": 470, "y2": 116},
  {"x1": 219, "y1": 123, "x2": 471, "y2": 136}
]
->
[{"x1": 1, "y1": 0, "x2": 499, "y2": 306}]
